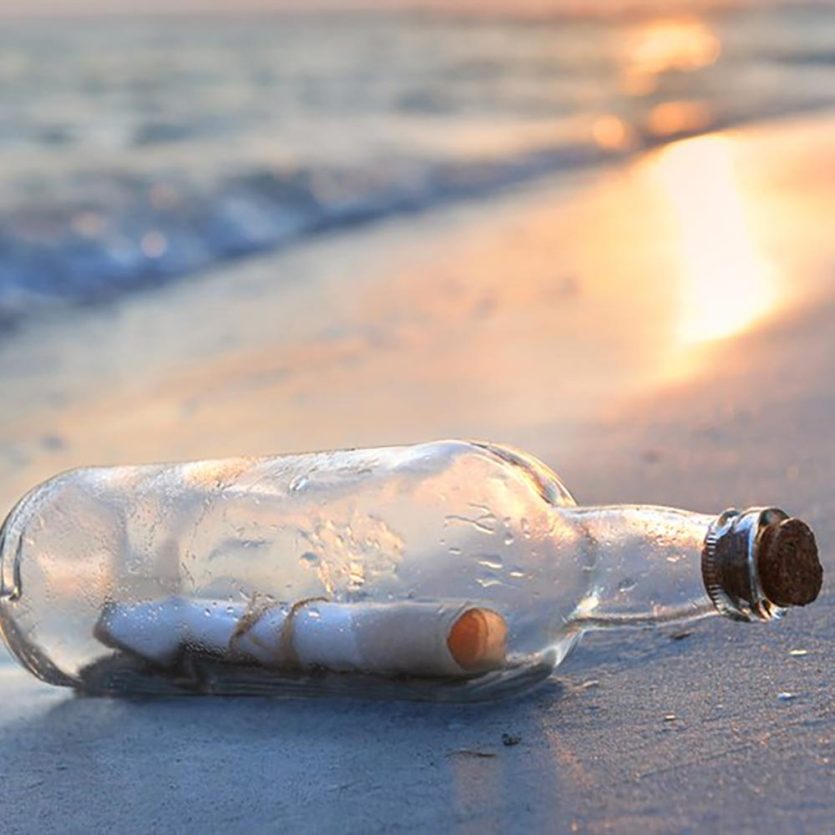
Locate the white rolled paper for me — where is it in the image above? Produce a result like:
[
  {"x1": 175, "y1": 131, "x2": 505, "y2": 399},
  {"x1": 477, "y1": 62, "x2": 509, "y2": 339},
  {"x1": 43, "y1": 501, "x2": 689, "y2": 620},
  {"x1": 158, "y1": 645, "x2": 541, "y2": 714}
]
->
[{"x1": 95, "y1": 596, "x2": 508, "y2": 678}]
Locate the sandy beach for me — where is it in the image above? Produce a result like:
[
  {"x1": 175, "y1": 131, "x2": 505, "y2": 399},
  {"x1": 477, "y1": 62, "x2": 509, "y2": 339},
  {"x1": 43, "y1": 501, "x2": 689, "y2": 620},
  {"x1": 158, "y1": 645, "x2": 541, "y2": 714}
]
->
[
  {"x1": 2, "y1": 112, "x2": 834, "y2": 506},
  {"x1": 0, "y1": 108, "x2": 832, "y2": 832}
]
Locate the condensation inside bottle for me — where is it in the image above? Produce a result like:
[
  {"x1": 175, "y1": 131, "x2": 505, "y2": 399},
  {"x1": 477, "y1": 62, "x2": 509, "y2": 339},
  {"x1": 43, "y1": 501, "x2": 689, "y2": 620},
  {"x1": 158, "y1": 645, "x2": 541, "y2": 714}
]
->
[{"x1": 0, "y1": 441, "x2": 599, "y2": 700}]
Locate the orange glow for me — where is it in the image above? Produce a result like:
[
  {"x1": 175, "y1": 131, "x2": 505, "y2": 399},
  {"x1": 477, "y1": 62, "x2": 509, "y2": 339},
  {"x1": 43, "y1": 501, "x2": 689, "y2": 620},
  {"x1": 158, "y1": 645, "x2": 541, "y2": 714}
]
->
[
  {"x1": 592, "y1": 114, "x2": 631, "y2": 150},
  {"x1": 647, "y1": 100, "x2": 713, "y2": 138},
  {"x1": 621, "y1": 17, "x2": 720, "y2": 94},
  {"x1": 651, "y1": 135, "x2": 777, "y2": 344}
]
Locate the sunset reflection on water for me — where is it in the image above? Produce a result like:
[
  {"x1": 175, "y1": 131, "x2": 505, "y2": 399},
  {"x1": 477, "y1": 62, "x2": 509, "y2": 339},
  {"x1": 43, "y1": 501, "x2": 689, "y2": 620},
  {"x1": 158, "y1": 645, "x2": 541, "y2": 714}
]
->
[
  {"x1": 651, "y1": 134, "x2": 778, "y2": 345},
  {"x1": 619, "y1": 16, "x2": 721, "y2": 96},
  {"x1": 601, "y1": 14, "x2": 782, "y2": 350}
]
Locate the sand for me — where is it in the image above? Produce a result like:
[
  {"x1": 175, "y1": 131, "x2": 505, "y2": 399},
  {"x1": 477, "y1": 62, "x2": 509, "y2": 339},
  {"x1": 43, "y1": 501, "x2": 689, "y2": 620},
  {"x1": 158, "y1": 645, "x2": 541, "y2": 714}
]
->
[{"x1": 0, "y1": 112, "x2": 833, "y2": 832}]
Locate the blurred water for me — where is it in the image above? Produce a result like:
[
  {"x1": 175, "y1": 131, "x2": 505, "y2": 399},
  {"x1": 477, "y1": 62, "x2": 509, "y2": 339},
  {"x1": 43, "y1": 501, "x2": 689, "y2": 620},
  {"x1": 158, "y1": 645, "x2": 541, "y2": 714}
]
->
[{"x1": 1, "y1": 4, "x2": 835, "y2": 327}]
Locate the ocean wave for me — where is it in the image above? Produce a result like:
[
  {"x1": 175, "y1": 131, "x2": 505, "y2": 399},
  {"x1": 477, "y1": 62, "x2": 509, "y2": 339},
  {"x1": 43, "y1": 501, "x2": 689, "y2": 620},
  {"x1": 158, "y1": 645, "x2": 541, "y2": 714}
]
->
[
  {"x1": 2, "y1": 5, "x2": 835, "y2": 331},
  {"x1": 0, "y1": 141, "x2": 618, "y2": 329}
]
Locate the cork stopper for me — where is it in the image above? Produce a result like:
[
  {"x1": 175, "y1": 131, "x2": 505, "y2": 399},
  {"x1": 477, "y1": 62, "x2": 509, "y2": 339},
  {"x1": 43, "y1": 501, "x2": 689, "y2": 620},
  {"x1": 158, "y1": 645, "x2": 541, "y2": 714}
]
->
[
  {"x1": 756, "y1": 517, "x2": 822, "y2": 607},
  {"x1": 703, "y1": 507, "x2": 823, "y2": 621}
]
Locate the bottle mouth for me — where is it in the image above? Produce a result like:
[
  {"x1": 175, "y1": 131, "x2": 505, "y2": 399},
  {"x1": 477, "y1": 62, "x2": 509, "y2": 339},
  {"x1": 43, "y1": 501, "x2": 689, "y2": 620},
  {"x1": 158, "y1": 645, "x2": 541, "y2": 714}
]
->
[{"x1": 702, "y1": 508, "x2": 823, "y2": 622}]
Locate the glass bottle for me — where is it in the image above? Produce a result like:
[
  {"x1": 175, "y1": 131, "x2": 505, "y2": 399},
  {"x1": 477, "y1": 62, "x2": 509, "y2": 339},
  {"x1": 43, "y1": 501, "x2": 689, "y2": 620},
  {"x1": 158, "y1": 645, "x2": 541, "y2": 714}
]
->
[{"x1": 0, "y1": 441, "x2": 822, "y2": 701}]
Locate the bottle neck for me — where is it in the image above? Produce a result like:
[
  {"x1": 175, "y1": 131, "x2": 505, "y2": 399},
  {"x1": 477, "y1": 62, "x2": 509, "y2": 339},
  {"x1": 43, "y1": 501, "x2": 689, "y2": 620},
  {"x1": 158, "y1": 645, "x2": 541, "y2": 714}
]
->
[{"x1": 564, "y1": 505, "x2": 727, "y2": 631}]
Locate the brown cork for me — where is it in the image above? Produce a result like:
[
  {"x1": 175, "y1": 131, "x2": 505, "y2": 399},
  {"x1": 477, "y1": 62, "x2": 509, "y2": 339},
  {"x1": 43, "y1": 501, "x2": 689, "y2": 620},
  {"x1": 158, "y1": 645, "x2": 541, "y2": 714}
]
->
[
  {"x1": 757, "y1": 518, "x2": 822, "y2": 607},
  {"x1": 447, "y1": 607, "x2": 508, "y2": 671}
]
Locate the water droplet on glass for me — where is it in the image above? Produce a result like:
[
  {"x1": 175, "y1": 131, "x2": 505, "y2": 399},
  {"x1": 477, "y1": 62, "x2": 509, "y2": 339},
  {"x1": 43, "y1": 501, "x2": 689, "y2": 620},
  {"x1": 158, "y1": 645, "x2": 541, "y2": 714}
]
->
[
  {"x1": 777, "y1": 692, "x2": 797, "y2": 703},
  {"x1": 789, "y1": 649, "x2": 808, "y2": 657},
  {"x1": 520, "y1": 519, "x2": 531, "y2": 539},
  {"x1": 508, "y1": 569, "x2": 525, "y2": 579},
  {"x1": 300, "y1": 551, "x2": 319, "y2": 567},
  {"x1": 448, "y1": 546, "x2": 462, "y2": 556},
  {"x1": 663, "y1": 714, "x2": 677, "y2": 722},
  {"x1": 474, "y1": 514, "x2": 497, "y2": 534},
  {"x1": 349, "y1": 563, "x2": 365, "y2": 588},
  {"x1": 504, "y1": 532, "x2": 515, "y2": 546},
  {"x1": 617, "y1": 577, "x2": 636, "y2": 593},
  {"x1": 290, "y1": 475, "x2": 309, "y2": 493},
  {"x1": 477, "y1": 555, "x2": 503, "y2": 571}
]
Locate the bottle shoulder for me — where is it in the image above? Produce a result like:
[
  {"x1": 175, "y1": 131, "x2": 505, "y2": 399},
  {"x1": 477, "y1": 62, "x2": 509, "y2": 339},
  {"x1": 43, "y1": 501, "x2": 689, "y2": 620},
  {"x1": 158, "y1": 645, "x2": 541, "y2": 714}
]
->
[{"x1": 464, "y1": 441, "x2": 576, "y2": 508}]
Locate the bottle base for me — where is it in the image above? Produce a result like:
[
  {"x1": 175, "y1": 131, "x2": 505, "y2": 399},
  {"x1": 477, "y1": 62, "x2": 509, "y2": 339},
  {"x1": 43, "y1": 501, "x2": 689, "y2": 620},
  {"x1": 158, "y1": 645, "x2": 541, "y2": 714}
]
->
[{"x1": 75, "y1": 650, "x2": 555, "y2": 703}]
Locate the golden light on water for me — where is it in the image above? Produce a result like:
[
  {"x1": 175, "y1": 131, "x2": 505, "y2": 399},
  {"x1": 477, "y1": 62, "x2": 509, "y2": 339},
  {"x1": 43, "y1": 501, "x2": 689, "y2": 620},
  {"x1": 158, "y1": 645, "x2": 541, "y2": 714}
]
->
[
  {"x1": 651, "y1": 135, "x2": 778, "y2": 344},
  {"x1": 592, "y1": 114, "x2": 629, "y2": 150},
  {"x1": 647, "y1": 100, "x2": 712, "y2": 138},
  {"x1": 620, "y1": 17, "x2": 721, "y2": 95}
]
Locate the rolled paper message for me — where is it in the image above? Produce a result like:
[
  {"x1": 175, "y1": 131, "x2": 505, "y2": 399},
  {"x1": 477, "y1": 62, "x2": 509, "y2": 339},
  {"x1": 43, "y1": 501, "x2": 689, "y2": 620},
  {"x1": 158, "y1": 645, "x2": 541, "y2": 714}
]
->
[{"x1": 95, "y1": 597, "x2": 508, "y2": 677}]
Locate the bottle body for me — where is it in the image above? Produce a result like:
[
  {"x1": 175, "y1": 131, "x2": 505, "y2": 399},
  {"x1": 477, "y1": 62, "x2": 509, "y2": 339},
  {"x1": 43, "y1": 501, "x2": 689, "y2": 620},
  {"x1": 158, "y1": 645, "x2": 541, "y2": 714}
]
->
[
  {"x1": 0, "y1": 441, "x2": 594, "y2": 700},
  {"x1": 0, "y1": 440, "x2": 820, "y2": 701}
]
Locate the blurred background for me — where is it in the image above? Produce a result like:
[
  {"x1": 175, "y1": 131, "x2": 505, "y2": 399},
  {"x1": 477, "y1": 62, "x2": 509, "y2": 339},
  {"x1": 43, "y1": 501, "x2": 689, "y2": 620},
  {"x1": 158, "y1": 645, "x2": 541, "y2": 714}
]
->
[{"x1": 1, "y1": 0, "x2": 835, "y2": 516}]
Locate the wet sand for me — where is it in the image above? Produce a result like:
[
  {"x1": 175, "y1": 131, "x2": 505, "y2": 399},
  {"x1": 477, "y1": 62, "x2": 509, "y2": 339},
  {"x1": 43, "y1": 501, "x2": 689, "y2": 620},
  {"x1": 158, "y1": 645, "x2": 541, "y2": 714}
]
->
[
  {"x1": 0, "y1": 116, "x2": 832, "y2": 506},
  {"x1": 0, "y1": 112, "x2": 833, "y2": 832}
]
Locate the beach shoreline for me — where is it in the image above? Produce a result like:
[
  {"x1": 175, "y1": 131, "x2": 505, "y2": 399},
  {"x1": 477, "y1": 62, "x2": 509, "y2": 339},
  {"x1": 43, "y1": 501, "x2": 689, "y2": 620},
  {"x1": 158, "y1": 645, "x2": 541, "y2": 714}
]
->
[{"x1": 1, "y1": 110, "x2": 834, "y2": 510}]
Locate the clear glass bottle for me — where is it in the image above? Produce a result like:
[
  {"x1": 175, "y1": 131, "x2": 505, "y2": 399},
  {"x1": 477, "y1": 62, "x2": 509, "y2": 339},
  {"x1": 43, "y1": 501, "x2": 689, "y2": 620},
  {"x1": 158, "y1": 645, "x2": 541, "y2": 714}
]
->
[{"x1": 0, "y1": 441, "x2": 822, "y2": 701}]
